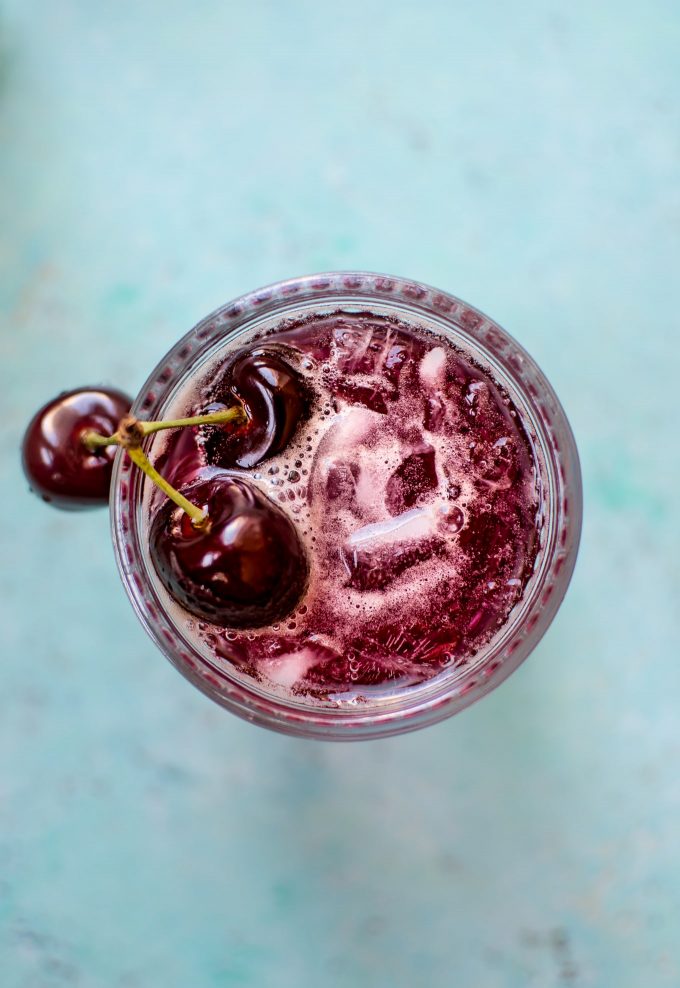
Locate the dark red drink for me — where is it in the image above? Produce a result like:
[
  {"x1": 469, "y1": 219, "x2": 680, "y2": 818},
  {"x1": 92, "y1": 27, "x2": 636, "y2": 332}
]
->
[{"x1": 150, "y1": 310, "x2": 541, "y2": 700}]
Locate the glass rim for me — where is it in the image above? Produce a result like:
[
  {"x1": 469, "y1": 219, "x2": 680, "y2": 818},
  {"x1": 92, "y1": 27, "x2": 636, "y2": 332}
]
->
[{"x1": 110, "y1": 271, "x2": 582, "y2": 740}]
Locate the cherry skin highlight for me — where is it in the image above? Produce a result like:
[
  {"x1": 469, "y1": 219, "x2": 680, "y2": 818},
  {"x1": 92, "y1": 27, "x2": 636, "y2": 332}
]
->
[
  {"x1": 204, "y1": 348, "x2": 309, "y2": 468},
  {"x1": 22, "y1": 387, "x2": 132, "y2": 509},
  {"x1": 149, "y1": 475, "x2": 308, "y2": 628}
]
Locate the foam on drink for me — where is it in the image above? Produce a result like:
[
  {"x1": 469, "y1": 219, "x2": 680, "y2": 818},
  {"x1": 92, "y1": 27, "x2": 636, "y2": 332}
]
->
[{"x1": 147, "y1": 311, "x2": 542, "y2": 701}]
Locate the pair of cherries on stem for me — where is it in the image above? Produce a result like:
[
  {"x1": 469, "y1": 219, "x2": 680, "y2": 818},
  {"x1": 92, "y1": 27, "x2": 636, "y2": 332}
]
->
[{"x1": 21, "y1": 350, "x2": 309, "y2": 628}]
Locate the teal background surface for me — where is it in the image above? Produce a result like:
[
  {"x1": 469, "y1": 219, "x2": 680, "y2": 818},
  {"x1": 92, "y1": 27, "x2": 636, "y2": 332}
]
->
[{"x1": 1, "y1": 2, "x2": 679, "y2": 985}]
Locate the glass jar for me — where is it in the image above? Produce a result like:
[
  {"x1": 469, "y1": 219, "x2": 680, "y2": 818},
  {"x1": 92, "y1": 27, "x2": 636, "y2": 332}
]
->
[{"x1": 110, "y1": 272, "x2": 581, "y2": 740}]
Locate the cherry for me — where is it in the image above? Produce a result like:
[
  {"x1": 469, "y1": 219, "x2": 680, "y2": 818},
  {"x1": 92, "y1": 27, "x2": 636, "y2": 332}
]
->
[
  {"x1": 205, "y1": 348, "x2": 309, "y2": 468},
  {"x1": 150, "y1": 475, "x2": 308, "y2": 627},
  {"x1": 22, "y1": 387, "x2": 132, "y2": 509}
]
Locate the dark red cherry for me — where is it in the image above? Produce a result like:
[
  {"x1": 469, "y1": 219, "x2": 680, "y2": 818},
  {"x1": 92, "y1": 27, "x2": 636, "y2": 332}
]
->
[
  {"x1": 150, "y1": 476, "x2": 308, "y2": 627},
  {"x1": 205, "y1": 348, "x2": 309, "y2": 468},
  {"x1": 22, "y1": 387, "x2": 132, "y2": 509}
]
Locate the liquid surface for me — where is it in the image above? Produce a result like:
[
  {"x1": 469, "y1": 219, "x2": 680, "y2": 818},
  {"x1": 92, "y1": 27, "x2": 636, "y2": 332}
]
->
[{"x1": 152, "y1": 312, "x2": 542, "y2": 700}]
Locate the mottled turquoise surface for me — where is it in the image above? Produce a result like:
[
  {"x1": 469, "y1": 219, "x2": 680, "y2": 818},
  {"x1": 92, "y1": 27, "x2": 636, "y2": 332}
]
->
[{"x1": 1, "y1": 2, "x2": 679, "y2": 985}]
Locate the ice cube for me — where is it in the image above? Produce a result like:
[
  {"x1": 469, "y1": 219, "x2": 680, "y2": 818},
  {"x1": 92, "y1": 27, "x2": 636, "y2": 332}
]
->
[
  {"x1": 347, "y1": 507, "x2": 438, "y2": 548},
  {"x1": 341, "y1": 507, "x2": 445, "y2": 590},
  {"x1": 385, "y1": 444, "x2": 438, "y2": 515},
  {"x1": 324, "y1": 459, "x2": 359, "y2": 504},
  {"x1": 333, "y1": 378, "x2": 391, "y2": 414},
  {"x1": 334, "y1": 324, "x2": 377, "y2": 374},
  {"x1": 333, "y1": 405, "x2": 380, "y2": 446},
  {"x1": 263, "y1": 647, "x2": 318, "y2": 688},
  {"x1": 419, "y1": 346, "x2": 447, "y2": 388},
  {"x1": 424, "y1": 394, "x2": 446, "y2": 432}
]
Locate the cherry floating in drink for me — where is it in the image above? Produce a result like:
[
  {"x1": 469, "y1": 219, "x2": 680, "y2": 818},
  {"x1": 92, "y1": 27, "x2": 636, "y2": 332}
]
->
[
  {"x1": 150, "y1": 475, "x2": 308, "y2": 628},
  {"x1": 203, "y1": 347, "x2": 310, "y2": 468}
]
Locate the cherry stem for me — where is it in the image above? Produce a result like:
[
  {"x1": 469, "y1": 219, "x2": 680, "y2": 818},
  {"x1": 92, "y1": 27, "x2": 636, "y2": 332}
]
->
[
  {"x1": 81, "y1": 404, "x2": 245, "y2": 529},
  {"x1": 126, "y1": 446, "x2": 209, "y2": 530},
  {"x1": 83, "y1": 404, "x2": 246, "y2": 449}
]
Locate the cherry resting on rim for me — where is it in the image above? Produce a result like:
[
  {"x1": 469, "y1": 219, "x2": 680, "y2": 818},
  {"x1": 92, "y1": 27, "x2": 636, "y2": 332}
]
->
[
  {"x1": 150, "y1": 475, "x2": 308, "y2": 627},
  {"x1": 22, "y1": 387, "x2": 132, "y2": 508}
]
